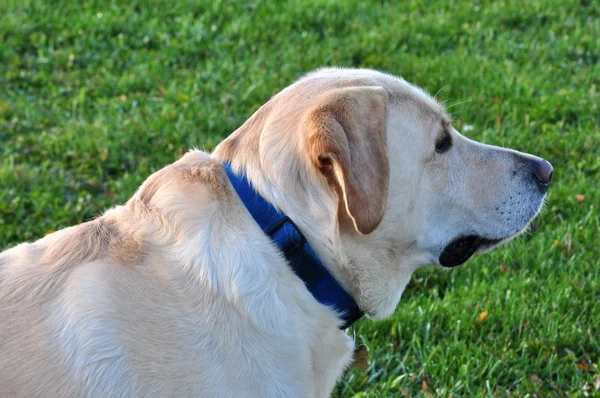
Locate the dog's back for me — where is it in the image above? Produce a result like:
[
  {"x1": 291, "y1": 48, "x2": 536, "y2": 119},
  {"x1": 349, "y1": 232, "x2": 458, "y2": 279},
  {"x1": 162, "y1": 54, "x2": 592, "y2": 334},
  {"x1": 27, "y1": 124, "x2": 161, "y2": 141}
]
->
[
  {"x1": 0, "y1": 151, "x2": 338, "y2": 397},
  {"x1": 0, "y1": 151, "x2": 215, "y2": 396},
  {"x1": 1, "y1": 223, "x2": 83, "y2": 396},
  {"x1": 0, "y1": 184, "x2": 163, "y2": 396}
]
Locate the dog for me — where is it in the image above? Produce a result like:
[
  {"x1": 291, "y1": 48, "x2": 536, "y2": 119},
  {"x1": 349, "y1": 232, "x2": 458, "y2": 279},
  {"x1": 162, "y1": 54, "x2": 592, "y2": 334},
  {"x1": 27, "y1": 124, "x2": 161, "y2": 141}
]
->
[{"x1": 0, "y1": 68, "x2": 552, "y2": 397}]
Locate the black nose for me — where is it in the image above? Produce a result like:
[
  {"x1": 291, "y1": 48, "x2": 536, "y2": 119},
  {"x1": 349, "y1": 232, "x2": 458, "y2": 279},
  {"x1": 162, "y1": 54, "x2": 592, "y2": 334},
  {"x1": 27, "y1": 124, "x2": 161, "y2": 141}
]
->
[{"x1": 533, "y1": 159, "x2": 553, "y2": 192}]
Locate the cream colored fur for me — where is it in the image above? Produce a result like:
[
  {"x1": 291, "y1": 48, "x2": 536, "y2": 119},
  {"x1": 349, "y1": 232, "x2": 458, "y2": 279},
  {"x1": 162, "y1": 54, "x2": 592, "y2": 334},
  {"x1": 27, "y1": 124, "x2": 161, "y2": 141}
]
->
[{"x1": 0, "y1": 68, "x2": 548, "y2": 397}]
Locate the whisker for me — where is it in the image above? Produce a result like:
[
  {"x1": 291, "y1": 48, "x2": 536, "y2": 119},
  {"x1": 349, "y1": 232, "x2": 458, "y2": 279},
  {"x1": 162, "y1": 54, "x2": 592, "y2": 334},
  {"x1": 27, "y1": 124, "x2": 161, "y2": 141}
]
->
[
  {"x1": 446, "y1": 99, "x2": 473, "y2": 110},
  {"x1": 440, "y1": 98, "x2": 453, "y2": 107},
  {"x1": 434, "y1": 83, "x2": 451, "y2": 100}
]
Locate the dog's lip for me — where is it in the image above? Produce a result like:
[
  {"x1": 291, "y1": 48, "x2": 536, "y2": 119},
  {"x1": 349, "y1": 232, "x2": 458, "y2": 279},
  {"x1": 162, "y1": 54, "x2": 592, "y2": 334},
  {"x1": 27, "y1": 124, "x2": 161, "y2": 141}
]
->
[{"x1": 438, "y1": 235, "x2": 504, "y2": 268}]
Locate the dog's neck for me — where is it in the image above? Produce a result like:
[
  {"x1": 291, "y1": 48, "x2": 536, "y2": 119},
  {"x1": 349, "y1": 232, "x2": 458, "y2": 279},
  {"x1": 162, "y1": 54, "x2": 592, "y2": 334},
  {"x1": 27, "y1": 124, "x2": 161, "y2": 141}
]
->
[
  {"x1": 212, "y1": 134, "x2": 360, "y2": 304},
  {"x1": 221, "y1": 162, "x2": 363, "y2": 328},
  {"x1": 212, "y1": 103, "x2": 417, "y2": 320}
]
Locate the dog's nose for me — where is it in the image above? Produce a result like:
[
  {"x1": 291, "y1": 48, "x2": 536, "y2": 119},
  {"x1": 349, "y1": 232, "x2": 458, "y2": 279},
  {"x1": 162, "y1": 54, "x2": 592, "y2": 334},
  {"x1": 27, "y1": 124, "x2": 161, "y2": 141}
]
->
[{"x1": 533, "y1": 159, "x2": 553, "y2": 192}]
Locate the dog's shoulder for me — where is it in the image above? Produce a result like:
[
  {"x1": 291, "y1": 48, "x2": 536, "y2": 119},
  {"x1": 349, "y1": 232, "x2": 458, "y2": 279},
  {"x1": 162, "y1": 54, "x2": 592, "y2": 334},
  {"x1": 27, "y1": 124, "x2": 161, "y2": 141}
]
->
[
  {"x1": 124, "y1": 150, "x2": 235, "y2": 242},
  {"x1": 0, "y1": 150, "x2": 227, "y2": 283},
  {"x1": 133, "y1": 150, "x2": 231, "y2": 206}
]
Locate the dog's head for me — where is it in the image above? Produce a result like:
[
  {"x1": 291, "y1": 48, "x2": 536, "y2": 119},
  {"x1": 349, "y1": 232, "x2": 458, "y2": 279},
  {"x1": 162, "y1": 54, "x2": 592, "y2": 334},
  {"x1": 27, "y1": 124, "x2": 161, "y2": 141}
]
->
[{"x1": 215, "y1": 68, "x2": 551, "y2": 318}]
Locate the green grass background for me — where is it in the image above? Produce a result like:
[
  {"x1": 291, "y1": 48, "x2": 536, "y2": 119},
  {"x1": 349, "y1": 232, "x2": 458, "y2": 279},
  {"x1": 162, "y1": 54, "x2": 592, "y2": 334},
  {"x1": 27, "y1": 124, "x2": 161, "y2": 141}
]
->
[{"x1": 1, "y1": 0, "x2": 598, "y2": 396}]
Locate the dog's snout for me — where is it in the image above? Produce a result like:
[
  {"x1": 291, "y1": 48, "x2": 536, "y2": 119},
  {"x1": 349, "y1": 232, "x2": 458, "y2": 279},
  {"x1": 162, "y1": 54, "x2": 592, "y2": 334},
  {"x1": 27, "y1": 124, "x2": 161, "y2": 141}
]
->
[{"x1": 532, "y1": 159, "x2": 553, "y2": 192}]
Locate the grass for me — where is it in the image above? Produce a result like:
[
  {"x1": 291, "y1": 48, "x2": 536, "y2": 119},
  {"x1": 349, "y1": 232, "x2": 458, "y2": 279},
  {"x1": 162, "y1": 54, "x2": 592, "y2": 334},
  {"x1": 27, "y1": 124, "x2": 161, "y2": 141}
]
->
[{"x1": 1, "y1": 0, "x2": 598, "y2": 395}]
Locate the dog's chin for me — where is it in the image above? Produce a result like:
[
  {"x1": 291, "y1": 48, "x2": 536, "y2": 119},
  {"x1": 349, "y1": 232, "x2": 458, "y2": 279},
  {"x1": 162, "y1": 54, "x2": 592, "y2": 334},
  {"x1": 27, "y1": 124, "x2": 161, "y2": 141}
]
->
[{"x1": 438, "y1": 235, "x2": 506, "y2": 268}]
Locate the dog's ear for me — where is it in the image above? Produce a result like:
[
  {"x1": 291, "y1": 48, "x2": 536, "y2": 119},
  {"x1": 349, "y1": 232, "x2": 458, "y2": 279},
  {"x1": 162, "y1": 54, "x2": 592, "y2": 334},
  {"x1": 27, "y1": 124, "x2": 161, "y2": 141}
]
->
[{"x1": 304, "y1": 86, "x2": 389, "y2": 234}]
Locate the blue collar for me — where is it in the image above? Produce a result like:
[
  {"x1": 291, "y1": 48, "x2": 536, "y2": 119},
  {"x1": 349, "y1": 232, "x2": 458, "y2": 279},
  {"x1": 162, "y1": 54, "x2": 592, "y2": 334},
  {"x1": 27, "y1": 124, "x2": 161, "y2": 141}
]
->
[{"x1": 223, "y1": 163, "x2": 363, "y2": 329}]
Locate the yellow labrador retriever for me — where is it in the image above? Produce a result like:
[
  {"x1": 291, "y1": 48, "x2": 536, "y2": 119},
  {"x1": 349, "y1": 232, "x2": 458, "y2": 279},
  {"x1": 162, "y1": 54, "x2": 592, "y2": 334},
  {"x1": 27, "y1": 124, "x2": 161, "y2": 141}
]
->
[{"x1": 0, "y1": 68, "x2": 552, "y2": 397}]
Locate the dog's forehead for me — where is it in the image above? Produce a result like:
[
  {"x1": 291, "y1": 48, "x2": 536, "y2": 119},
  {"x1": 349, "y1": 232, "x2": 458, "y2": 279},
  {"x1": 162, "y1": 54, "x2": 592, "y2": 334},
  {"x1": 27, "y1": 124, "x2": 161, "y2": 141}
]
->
[{"x1": 295, "y1": 68, "x2": 449, "y2": 123}]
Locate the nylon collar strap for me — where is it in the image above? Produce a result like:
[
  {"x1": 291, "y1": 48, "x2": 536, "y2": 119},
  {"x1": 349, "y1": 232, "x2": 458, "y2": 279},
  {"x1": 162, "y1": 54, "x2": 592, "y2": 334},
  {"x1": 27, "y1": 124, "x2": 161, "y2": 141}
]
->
[{"x1": 223, "y1": 163, "x2": 363, "y2": 330}]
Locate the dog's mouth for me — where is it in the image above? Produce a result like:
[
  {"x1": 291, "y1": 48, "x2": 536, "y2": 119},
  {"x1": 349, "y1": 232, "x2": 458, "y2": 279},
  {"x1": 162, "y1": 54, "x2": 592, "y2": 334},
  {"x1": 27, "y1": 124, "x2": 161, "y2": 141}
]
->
[{"x1": 439, "y1": 235, "x2": 504, "y2": 268}]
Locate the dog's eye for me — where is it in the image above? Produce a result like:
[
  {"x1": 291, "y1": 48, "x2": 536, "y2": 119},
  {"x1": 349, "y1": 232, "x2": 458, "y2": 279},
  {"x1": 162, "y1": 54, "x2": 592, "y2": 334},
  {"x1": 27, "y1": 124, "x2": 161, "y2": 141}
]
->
[{"x1": 435, "y1": 130, "x2": 453, "y2": 154}]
